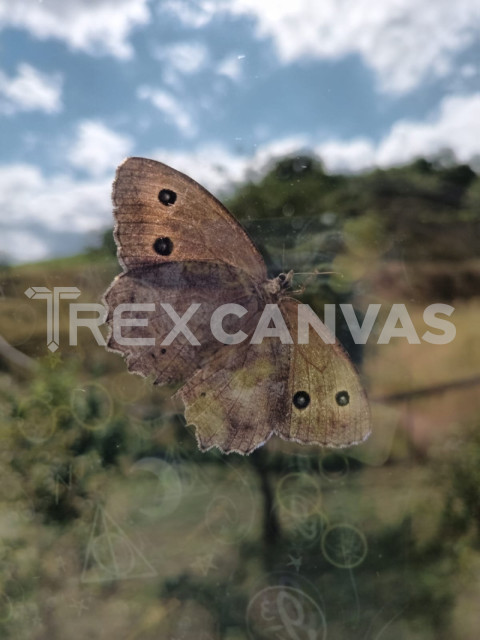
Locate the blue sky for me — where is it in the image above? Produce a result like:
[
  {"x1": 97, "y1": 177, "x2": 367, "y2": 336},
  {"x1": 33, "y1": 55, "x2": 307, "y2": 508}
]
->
[{"x1": 0, "y1": 0, "x2": 479, "y2": 263}]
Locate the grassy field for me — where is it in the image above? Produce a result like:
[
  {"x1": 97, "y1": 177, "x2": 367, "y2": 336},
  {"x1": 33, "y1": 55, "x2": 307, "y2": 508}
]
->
[{"x1": 1, "y1": 243, "x2": 480, "y2": 639}]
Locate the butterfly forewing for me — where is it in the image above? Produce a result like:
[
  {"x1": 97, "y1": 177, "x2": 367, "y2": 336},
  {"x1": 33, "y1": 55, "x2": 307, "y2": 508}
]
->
[{"x1": 113, "y1": 157, "x2": 267, "y2": 282}]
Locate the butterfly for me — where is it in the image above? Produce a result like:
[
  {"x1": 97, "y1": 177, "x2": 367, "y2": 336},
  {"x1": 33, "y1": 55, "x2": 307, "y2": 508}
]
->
[{"x1": 103, "y1": 157, "x2": 371, "y2": 454}]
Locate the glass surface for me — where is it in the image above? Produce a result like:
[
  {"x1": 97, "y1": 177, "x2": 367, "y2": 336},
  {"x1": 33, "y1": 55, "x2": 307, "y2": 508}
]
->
[
  {"x1": 2, "y1": 166, "x2": 480, "y2": 637},
  {"x1": 1, "y1": 3, "x2": 480, "y2": 639}
]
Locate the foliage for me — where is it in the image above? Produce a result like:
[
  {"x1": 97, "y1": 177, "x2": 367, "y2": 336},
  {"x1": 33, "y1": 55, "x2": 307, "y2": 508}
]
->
[
  {"x1": 1, "y1": 154, "x2": 480, "y2": 638},
  {"x1": 227, "y1": 154, "x2": 480, "y2": 264}
]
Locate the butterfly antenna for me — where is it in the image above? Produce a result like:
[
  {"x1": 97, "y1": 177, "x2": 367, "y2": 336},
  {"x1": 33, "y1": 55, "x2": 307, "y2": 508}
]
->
[
  {"x1": 292, "y1": 269, "x2": 344, "y2": 293},
  {"x1": 294, "y1": 270, "x2": 343, "y2": 277}
]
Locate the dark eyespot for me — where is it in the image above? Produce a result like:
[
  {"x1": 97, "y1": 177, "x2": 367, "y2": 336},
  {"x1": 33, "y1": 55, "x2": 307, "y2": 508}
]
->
[
  {"x1": 278, "y1": 273, "x2": 286, "y2": 282},
  {"x1": 153, "y1": 237, "x2": 173, "y2": 256},
  {"x1": 200, "y1": 392, "x2": 206, "y2": 397},
  {"x1": 158, "y1": 189, "x2": 177, "y2": 206},
  {"x1": 293, "y1": 391, "x2": 310, "y2": 410},
  {"x1": 160, "y1": 348, "x2": 166, "y2": 354},
  {"x1": 336, "y1": 390, "x2": 350, "y2": 406}
]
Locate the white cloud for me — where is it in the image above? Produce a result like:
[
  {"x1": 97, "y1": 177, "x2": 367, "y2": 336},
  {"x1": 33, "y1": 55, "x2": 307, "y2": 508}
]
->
[
  {"x1": 377, "y1": 94, "x2": 480, "y2": 166},
  {"x1": 147, "y1": 146, "x2": 247, "y2": 192},
  {"x1": 460, "y1": 64, "x2": 477, "y2": 79},
  {"x1": 217, "y1": 54, "x2": 244, "y2": 81},
  {"x1": 68, "y1": 121, "x2": 134, "y2": 176},
  {"x1": 0, "y1": 229, "x2": 51, "y2": 265},
  {"x1": 0, "y1": 63, "x2": 63, "y2": 115},
  {"x1": 0, "y1": 164, "x2": 111, "y2": 263},
  {"x1": 165, "y1": 0, "x2": 480, "y2": 94},
  {"x1": 317, "y1": 93, "x2": 480, "y2": 171},
  {"x1": 3, "y1": 93, "x2": 480, "y2": 264},
  {"x1": 161, "y1": 0, "x2": 217, "y2": 28},
  {"x1": 149, "y1": 94, "x2": 480, "y2": 182},
  {"x1": 147, "y1": 135, "x2": 308, "y2": 191},
  {"x1": 317, "y1": 139, "x2": 376, "y2": 173},
  {"x1": 0, "y1": 136, "x2": 306, "y2": 263},
  {"x1": 153, "y1": 41, "x2": 209, "y2": 85},
  {"x1": 138, "y1": 86, "x2": 196, "y2": 137},
  {"x1": 0, "y1": 0, "x2": 150, "y2": 59},
  {"x1": 230, "y1": 0, "x2": 480, "y2": 93},
  {"x1": 0, "y1": 165, "x2": 109, "y2": 230}
]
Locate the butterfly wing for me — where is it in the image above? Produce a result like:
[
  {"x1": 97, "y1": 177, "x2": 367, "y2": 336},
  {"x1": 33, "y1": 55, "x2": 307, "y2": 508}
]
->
[
  {"x1": 103, "y1": 261, "x2": 261, "y2": 385},
  {"x1": 275, "y1": 298, "x2": 371, "y2": 447},
  {"x1": 176, "y1": 337, "x2": 289, "y2": 454},
  {"x1": 113, "y1": 157, "x2": 267, "y2": 282},
  {"x1": 106, "y1": 156, "x2": 370, "y2": 453},
  {"x1": 177, "y1": 297, "x2": 370, "y2": 454}
]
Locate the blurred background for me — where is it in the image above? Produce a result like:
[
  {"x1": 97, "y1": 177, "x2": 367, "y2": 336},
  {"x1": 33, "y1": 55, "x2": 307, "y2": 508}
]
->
[{"x1": 1, "y1": 1, "x2": 480, "y2": 638}]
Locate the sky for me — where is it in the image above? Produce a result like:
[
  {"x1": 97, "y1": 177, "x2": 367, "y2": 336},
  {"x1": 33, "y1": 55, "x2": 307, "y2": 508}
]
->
[{"x1": 0, "y1": 0, "x2": 479, "y2": 264}]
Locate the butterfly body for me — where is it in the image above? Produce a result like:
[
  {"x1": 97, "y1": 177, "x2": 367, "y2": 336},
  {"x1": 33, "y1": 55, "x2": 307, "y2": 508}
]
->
[
  {"x1": 261, "y1": 270, "x2": 294, "y2": 298},
  {"x1": 103, "y1": 157, "x2": 371, "y2": 454}
]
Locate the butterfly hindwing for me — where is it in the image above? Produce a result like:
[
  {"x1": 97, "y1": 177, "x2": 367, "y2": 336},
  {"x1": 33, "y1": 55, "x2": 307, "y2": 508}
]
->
[
  {"x1": 104, "y1": 261, "x2": 261, "y2": 385},
  {"x1": 276, "y1": 298, "x2": 371, "y2": 448},
  {"x1": 177, "y1": 298, "x2": 370, "y2": 453},
  {"x1": 176, "y1": 337, "x2": 290, "y2": 454}
]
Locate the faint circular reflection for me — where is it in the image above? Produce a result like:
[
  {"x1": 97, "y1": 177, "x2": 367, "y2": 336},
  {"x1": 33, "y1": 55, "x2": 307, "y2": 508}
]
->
[
  {"x1": 321, "y1": 523, "x2": 367, "y2": 569},
  {"x1": 2, "y1": 302, "x2": 37, "y2": 346},
  {"x1": 91, "y1": 532, "x2": 136, "y2": 578},
  {"x1": 247, "y1": 586, "x2": 326, "y2": 640},
  {"x1": 276, "y1": 472, "x2": 322, "y2": 519},
  {"x1": 71, "y1": 382, "x2": 113, "y2": 430},
  {"x1": 286, "y1": 510, "x2": 330, "y2": 549},
  {"x1": 319, "y1": 453, "x2": 349, "y2": 482},
  {"x1": 129, "y1": 457, "x2": 183, "y2": 519},
  {"x1": 204, "y1": 462, "x2": 256, "y2": 545},
  {"x1": 16, "y1": 398, "x2": 55, "y2": 444}
]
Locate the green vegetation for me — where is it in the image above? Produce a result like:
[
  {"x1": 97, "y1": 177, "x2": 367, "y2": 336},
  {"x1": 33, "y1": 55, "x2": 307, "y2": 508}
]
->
[{"x1": 1, "y1": 155, "x2": 480, "y2": 639}]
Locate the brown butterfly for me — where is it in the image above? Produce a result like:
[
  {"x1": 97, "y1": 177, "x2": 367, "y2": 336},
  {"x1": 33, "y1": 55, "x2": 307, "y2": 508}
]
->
[{"x1": 103, "y1": 157, "x2": 371, "y2": 454}]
